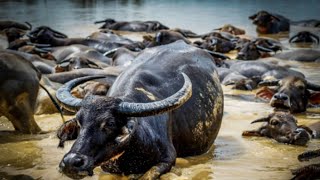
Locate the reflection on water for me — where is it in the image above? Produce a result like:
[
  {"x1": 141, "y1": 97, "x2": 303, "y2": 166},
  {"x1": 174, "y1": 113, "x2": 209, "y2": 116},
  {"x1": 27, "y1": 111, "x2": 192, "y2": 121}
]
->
[{"x1": 0, "y1": 0, "x2": 320, "y2": 179}]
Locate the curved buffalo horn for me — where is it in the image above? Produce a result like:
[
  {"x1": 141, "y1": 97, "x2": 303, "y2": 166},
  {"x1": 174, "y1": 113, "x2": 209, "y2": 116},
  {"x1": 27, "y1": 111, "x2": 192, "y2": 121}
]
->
[
  {"x1": 49, "y1": 28, "x2": 68, "y2": 38},
  {"x1": 25, "y1": 22, "x2": 32, "y2": 30},
  {"x1": 34, "y1": 47, "x2": 50, "y2": 53},
  {"x1": 117, "y1": 73, "x2": 192, "y2": 117},
  {"x1": 26, "y1": 42, "x2": 52, "y2": 48},
  {"x1": 88, "y1": 60, "x2": 103, "y2": 69},
  {"x1": 56, "y1": 75, "x2": 107, "y2": 112},
  {"x1": 289, "y1": 34, "x2": 299, "y2": 43},
  {"x1": 103, "y1": 48, "x2": 119, "y2": 57},
  {"x1": 203, "y1": 49, "x2": 230, "y2": 60},
  {"x1": 251, "y1": 117, "x2": 269, "y2": 124},
  {"x1": 94, "y1": 20, "x2": 107, "y2": 24},
  {"x1": 309, "y1": 32, "x2": 320, "y2": 44},
  {"x1": 256, "y1": 45, "x2": 274, "y2": 53},
  {"x1": 306, "y1": 81, "x2": 320, "y2": 91},
  {"x1": 258, "y1": 80, "x2": 280, "y2": 87},
  {"x1": 58, "y1": 58, "x2": 72, "y2": 64}
]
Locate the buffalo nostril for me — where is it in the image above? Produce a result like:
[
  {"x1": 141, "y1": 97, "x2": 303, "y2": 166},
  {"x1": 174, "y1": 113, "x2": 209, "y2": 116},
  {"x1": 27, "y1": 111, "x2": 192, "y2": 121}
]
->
[
  {"x1": 281, "y1": 95, "x2": 288, "y2": 100},
  {"x1": 73, "y1": 157, "x2": 85, "y2": 167}
]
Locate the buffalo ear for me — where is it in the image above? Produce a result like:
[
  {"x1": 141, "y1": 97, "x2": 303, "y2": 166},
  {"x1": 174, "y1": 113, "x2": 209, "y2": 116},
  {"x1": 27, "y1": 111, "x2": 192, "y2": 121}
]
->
[
  {"x1": 115, "y1": 120, "x2": 136, "y2": 144},
  {"x1": 242, "y1": 130, "x2": 262, "y2": 137},
  {"x1": 309, "y1": 92, "x2": 320, "y2": 105},
  {"x1": 256, "y1": 86, "x2": 276, "y2": 101},
  {"x1": 57, "y1": 118, "x2": 79, "y2": 148},
  {"x1": 270, "y1": 15, "x2": 281, "y2": 22}
]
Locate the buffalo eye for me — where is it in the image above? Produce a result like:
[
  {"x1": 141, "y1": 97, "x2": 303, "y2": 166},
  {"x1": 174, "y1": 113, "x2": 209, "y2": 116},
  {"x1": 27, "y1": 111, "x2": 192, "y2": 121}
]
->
[
  {"x1": 101, "y1": 121, "x2": 116, "y2": 131},
  {"x1": 270, "y1": 119, "x2": 280, "y2": 126}
]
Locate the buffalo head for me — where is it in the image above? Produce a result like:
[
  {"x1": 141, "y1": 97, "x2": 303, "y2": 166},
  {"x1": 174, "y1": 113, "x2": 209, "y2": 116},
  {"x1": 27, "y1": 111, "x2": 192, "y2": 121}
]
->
[
  {"x1": 56, "y1": 74, "x2": 192, "y2": 178},
  {"x1": 249, "y1": 11, "x2": 281, "y2": 34},
  {"x1": 242, "y1": 111, "x2": 313, "y2": 146},
  {"x1": 236, "y1": 42, "x2": 273, "y2": 60},
  {"x1": 289, "y1": 31, "x2": 319, "y2": 44},
  {"x1": 256, "y1": 76, "x2": 320, "y2": 113},
  {"x1": 94, "y1": 19, "x2": 117, "y2": 29},
  {"x1": 27, "y1": 26, "x2": 68, "y2": 44}
]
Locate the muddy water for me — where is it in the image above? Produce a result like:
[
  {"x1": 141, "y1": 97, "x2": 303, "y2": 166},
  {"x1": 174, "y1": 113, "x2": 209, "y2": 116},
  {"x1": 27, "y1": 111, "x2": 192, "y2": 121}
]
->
[{"x1": 1, "y1": 0, "x2": 320, "y2": 179}]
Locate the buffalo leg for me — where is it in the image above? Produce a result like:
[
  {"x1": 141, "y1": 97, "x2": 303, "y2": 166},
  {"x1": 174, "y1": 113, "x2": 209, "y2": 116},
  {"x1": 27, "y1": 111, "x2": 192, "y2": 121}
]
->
[{"x1": 140, "y1": 145, "x2": 176, "y2": 180}]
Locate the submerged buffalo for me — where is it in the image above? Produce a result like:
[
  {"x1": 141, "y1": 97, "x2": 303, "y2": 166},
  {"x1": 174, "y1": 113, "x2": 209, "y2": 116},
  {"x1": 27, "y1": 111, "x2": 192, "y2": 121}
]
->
[
  {"x1": 242, "y1": 111, "x2": 313, "y2": 146},
  {"x1": 289, "y1": 31, "x2": 319, "y2": 44},
  {"x1": 218, "y1": 60, "x2": 304, "y2": 90},
  {"x1": 256, "y1": 76, "x2": 320, "y2": 113},
  {"x1": 249, "y1": 11, "x2": 290, "y2": 34},
  {"x1": 94, "y1": 18, "x2": 169, "y2": 32},
  {"x1": 27, "y1": 26, "x2": 144, "y2": 53},
  {"x1": 56, "y1": 41, "x2": 223, "y2": 179},
  {"x1": 214, "y1": 24, "x2": 245, "y2": 35}
]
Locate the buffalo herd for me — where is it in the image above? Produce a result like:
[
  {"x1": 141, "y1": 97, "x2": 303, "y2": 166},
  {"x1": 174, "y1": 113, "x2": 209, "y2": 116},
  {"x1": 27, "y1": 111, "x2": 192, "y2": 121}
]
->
[{"x1": 0, "y1": 10, "x2": 320, "y2": 180}]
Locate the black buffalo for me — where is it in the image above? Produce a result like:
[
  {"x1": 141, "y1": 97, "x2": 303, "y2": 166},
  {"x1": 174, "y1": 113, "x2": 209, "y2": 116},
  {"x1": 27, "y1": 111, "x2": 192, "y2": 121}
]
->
[
  {"x1": 56, "y1": 41, "x2": 223, "y2": 179},
  {"x1": 94, "y1": 19, "x2": 169, "y2": 32},
  {"x1": 27, "y1": 26, "x2": 144, "y2": 53},
  {"x1": 249, "y1": 11, "x2": 290, "y2": 34},
  {"x1": 289, "y1": 31, "x2": 319, "y2": 44}
]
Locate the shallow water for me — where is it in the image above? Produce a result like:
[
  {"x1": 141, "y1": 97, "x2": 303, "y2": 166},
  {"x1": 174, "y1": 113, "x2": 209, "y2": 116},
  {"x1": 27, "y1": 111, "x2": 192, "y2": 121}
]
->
[{"x1": 1, "y1": 0, "x2": 320, "y2": 179}]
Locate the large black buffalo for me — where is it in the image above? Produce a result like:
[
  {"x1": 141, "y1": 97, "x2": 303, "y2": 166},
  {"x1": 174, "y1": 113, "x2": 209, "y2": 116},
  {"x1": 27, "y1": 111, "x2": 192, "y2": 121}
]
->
[
  {"x1": 249, "y1": 11, "x2": 290, "y2": 34},
  {"x1": 56, "y1": 41, "x2": 224, "y2": 179}
]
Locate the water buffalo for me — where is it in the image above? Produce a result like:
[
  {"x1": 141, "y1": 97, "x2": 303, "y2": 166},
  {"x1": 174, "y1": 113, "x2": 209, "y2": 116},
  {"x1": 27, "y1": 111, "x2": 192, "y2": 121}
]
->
[
  {"x1": 236, "y1": 42, "x2": 275, "y2": 60},
  {"x1": 214, "y1": 24, "x2": 245, "y2": 35},
  {"x1": 242, "y1": 110, "x2": 313, "y2": 146},
  {"x1": 217, "y1": 60, "x2": 304, "y2": 90},
  {"x1": 0, "y1": 20, "x2": 32, "y2": 43},
  {"x1": 56, "y1": 41, "x2": 223, "y2": 179},
  {"x1": 256, "y1": 76, "x2": 320, "y2": 113},
  {"x1": 274, "y1": 49, "x2": 320, "y2": 62},
  {"x1": 289, "y1": 31, "x2": 319, "y2": 44},
  {"x1": 143, "y1": 30, "x2": 191, "y2": 47},
  {"x1": 0, "y1": 50, "x2": 62, "y2": 133},
  {"x1": 194, "y1": 36, "x2": 235, "y2": 53},
  {"x1": 249, "y1": 11, "x2": 290, "y2": 34},
  {"x1": 28, "y1": 26, "x2": 144, "y2": 53},
  {"x1": 94, "y1": 18, "x2": 169, "y2": 32}
]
